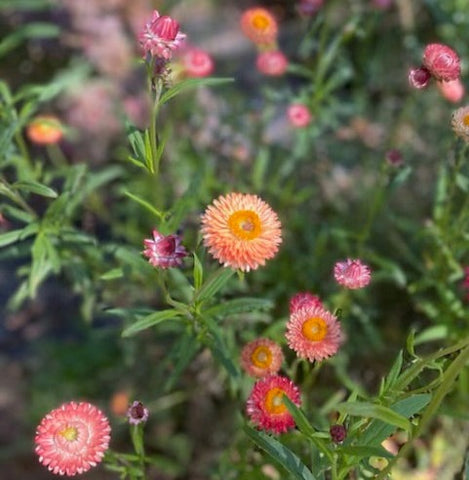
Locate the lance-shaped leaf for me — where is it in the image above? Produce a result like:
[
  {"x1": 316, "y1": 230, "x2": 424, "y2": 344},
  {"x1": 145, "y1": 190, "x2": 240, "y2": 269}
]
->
[{"x1": 122, "y1": 309, "x2": 182, "y2": 337}]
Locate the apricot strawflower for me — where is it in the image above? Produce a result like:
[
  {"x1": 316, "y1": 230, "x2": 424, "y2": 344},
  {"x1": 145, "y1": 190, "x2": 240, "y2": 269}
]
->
[
  {"x1": 333, "y1": 258, "x2": 371, "y2": 289},
  {"x1": 241, "y1": 338, "x2": 284, "y2": 378},
  {"x1": 26, "y1": 115, "x2": 63, "y2": 145},
  {"x1": 240, "y1": 7, "x2": 278, "y2": 46},
  {"x1": 451, "y1": 105, "x2": 469, "y2": 142},
  {"x1": 201, "y1": 193, "x2": 282, "y2": 272}
]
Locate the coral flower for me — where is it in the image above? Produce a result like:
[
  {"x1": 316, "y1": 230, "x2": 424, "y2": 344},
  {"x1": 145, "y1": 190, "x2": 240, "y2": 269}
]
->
[
  {"x1": 26, "y1": 115, "x2": 63, "y2": 145},
  {"x1": 451, "y1": 105, "x2": 469, "y2": 142},
  {"x1": 286, "y1": 304, "x2": 343, "y2": 362},
  {"x1": 35, "y1": 401, "x2": 111, "y2": 476},
  {"x1": 287, "y1": 103, "x2": 312, "y2": 128},
  {"x1": 333, "y1": 258, "x2": 371, "y2": 289},
  {"x1": 201, "y1": 193, "x2": 282, "y2": 272},
  {"x1": 181, "y1": 47, "x2": 214, "y2": 77},
  {"x1": 240, "y1": 7, "x2": 278, "y2": 46},
  {"x1": 289, "y1": 292, "x2": 323, "y2": 314},
  {"x1": 241, "y1": 338, "x2": 284, "y2": 378},
  {"x1": 408, "y1": 67, "x2": 431, "y2": 89},
  {"x1": 437, "y1": 78, "x2": 465, "y2": 103},
  {"x1": 422, "y1": 43, "x2": 461, "y2": 82},
  {"x1": 138, "y1": 10, "x2": 186, "y2": 60},
  {"x1": 256, "y1": 50, "x2": 288, "y2": 76},
  {"x1": 143, "y1": 229, "x2": 188, "y2": 269},
  {"x1": 246, "y1": 375, "x2": 301, "y2": 434}
]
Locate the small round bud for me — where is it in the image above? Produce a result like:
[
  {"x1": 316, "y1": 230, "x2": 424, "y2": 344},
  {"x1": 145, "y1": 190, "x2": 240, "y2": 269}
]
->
[{"x1": 330, "y1": 424, "x2": 347, "y2": 444}]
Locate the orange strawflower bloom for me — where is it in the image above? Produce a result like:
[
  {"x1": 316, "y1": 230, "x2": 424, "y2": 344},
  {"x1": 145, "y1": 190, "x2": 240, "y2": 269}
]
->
[
  {"x1": 26, "y1": 115, "x2": 64, "y2": 145},
  {"x1": 240, "y1": 7, "x2": 278, "y2": 46},
  {"x1": 201, "y1": 192, "x2": 282, "y2": 272},
  {"x1": 241, "y1": 338, "x2": 284, "y2": 377}
]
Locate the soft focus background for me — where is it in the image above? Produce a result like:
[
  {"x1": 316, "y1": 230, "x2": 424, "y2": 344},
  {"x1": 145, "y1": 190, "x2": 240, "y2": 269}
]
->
[{"x1": 1, "y1": 0, "x2": 469, "y2": 478}]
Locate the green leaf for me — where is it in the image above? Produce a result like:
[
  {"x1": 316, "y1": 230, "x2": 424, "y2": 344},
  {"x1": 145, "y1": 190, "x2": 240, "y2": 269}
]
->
[
  {"x1": 123, "y1": 190, "x2": 164, "y2": 219},
  {"x1": 382, "y1": 350, "x2": 403, "y2": 393},
  {"x1": 195, "y1": 268, "x2": 235, "y2": 303},
  {"x1": 13, "y1": 180, "x2": 58, "y2": 198},
  {"x1": 122, "y1": 309, "x2": 182, "y2": 337},
  {"x1": 337, "y1": 445, "x2": 394, "y2": 459},
  {"x1": 100, "y1": 268, "x2": 124, "y2": 280},
  {"x1": 283, "y1": 396, "x2": 317, "y2": 439},
  {"x1": 414, "y1": 325, "x2": 448, "y2": 345},
  {"x1": 192, "y1": 252, "x2": 203, "y2": 290},
  {"x1": 164, "y1": 333, "x2": 199, "y2": 392},
  {"x1": 202, "y1": 297, "x2": 273, "y2": 318},
  {"x1": 29, "y1": 231, "x2": 54, "y2": 297},
  {"x1": 335, "y1": 402, "x2": 411, "y2": 433},
  {"x1": 0, "y1": 225, "x2": 38, "y2": 247},
  {"x1": 0, "y1": 23, "x2": 60, "y2": 58},
  {"x1": 243, "y1": 425, "x2": 317, "y2": 480}
]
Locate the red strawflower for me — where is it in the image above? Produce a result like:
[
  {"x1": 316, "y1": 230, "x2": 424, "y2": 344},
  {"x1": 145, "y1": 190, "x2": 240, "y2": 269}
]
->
[
  {"x1": 408, "y1": 67, "x2": 431, "y2": 89},
  {"x1": 422, "y1": 43, "x2": 461, "y2": 82},
  {"x1": 142, "y1": 229, "x2": 188, "y2": 269}
]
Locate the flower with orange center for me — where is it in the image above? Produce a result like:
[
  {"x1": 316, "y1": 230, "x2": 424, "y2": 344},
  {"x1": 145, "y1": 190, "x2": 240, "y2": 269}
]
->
[
  {"x1": 240, "y1": 8, "x2": 278, "y2": 46},
  {"x1": 246, "y1": 375, "x2": 301, "y2": 434},
  {"x1": 201, "y1": 193, "x2": 282, "y2": 272},
  {"x1": 35, "y1": 401, "x2": 111, "y2": 476},
  {"x1": 451, "y1": 105, "x2": 469, "y2": 142},
  {"x1": 241, "y1": 338, "x2": 284, "y2": 378},
  {"x1": 286, "y1": 304, "x2": 343, "y2": 362},
  {"x1": 26, "y1": 115, "x2": 64, "y2": 145}
]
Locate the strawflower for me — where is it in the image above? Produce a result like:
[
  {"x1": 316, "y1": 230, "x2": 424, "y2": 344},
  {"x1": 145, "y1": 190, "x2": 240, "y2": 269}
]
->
[
  {"x1": 201, "y1": 192, "x2": 282, "y2": 272},
  {"x1": 246, "y1": 375, "x2": 301, "y2": 434},
  {"x1": 408, "y1": 67, "x2": 431, "y2": 89},
  {"x1": 422, "y1": 43, "x2": 460, "y2": 82},
  {"x1": 286, "y1": 304, "x2": 343, "y2": 362},
  {"x1": 181, "y1": 47, "x2": 214, "y2": 77},
  {"x1": 127, "y1": 401, "x2": 149, "y2": 425},
  {"x1": 241, "y1": 338, "x2": 284, "y2": 378},
  {"x1": 451, "y1": 105, "x2": 469, "y2": 142},
  {"x1": 437, "y1": 78, "x2": 465, "y2": 103},
  {"x1": 289, "y1": 292, "x2": 323, "y2": 314},
  {"x1": 256, "y1": 50, "x2": 288, "y2": 76},
  {"x1": 143, "y1": 229, "x2": 188, "y2": 269},
  {"x1": 287, "y1": 103, "x2": 312, "y2": 128},
  {"x1": 333, "y1": 258, "x2": 371, "y2": 289},
  {"x1": 330, "y1": 424, "x2": 347, "y2": 444},
  {"x1": 35, "y1": 401, "x2": 111, "y2": 476},
  {"x1": 240, "y1": 7, "x2": 278, "y2": 46},
  {"x1": 26, "y1": 115, "x2": 63, "y2": 145}
]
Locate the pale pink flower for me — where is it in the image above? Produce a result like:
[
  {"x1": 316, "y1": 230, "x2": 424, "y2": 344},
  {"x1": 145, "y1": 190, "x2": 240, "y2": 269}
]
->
[
  {"x1": 246, "y1": 375, "x2": 301, "y2": 434},
  {"x1": 138, "y1": 10, "x2": 186, "y2": 60},
  {"x1": 287, "y1": 103, "x2": 312, "y2": 128},
  {"x1": 289, "y1": 292, "x2": 323, "y2": 314},
  {"x1": 127, "y1": 401, "x2": 149, "y2": 425},
  {"x1": 241, "y1": 338, "x2": 284, "y2": 378},
  {"x1": 181, "y1": 47, "x2": 214, "y2": 77},
  {"x1": 143, "y1": 229, "x2": 188, "y2": 269},
  {"x1": 256, "y1": 50, "x2": 288, "y2": 76},
  {"x1": 422, "y1": 43, "x2": 461, "y2": 82},
  {"x1": 436, "y1": 78, "x2": 465, "y2": 103},
  {"x1": 334, "y1": 258, "x2": 371, "y2": 289},
  {"x1": 408, "y1": 67, "x2": 431, "y2": 89},
  {"x1": 451, "y1": 105, "x2": 469, "y2": 142},
  {"x1": 35, "y1": 401, "x2": 111, "y2": 476},
  {"x1": 286, "y1": 304, "x2": 343, "y2": 362}
]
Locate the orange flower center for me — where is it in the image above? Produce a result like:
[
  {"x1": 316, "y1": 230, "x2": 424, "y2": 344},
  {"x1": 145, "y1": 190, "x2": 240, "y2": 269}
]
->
[
  {"x1": 251, "y1": 345, "x2": 272, "y2": 369},
  {"x1": 59, "y1": 425, "x2": 79, "y2": 442},
  {"x1": 463, "y1": 114, "x2": 469, "y2": 127},
  {"x1": 302, "y1": 316, "x2": 328, "y2": 342},
  {"x1": 228, "y1": 210, "x2": 262, "y2": 240},
  {"x1": 251, "y1": 13, "x2": 270, "y2": 31},
  {"x1": 264, "y1": 387, "x2": 287, "y2": 415}
]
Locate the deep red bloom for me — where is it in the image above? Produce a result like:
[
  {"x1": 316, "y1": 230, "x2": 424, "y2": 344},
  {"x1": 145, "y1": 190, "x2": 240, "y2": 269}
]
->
[
  {"x1": 143, "y1": 229, "x2": 188, "y2": 269},
  {"x1": 408, "y1": 67, "x2": 431, "y2": 89},
  {"x1": 422, "y1": 43, "x2": 461, "y2": 82}
]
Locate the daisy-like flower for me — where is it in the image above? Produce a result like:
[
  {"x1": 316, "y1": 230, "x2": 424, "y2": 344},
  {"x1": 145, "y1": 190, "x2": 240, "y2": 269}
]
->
[
  {"x1": 35, "y1": 401, "x2": 111, "y2": 476},
  {"x1": 246, "y1": 375, "x2": 301, "y2": 434},
  {"x1": 127, "y1": 401, "x2": 149, "y2": 425},
  {"x1": 452, "y1": 105, "x2": 469, "y2": 142},
  {"x1": 201, "y1": 192, "x2": 282, "y2": 272},
  {"x1": 181, "y1": 47, "x2": 214, "y2": 77},
  {"x1": 437, "y1": 78, "x2": 465, "y2": 103},
  {"x1": 286, "y1": 304, "x2": 343, "y2": 362},
  {"x1": 287, "y1": 103, "x2": 312, "y2": 128},
  {"x1": 422, "y1": 43, "x2": 461, "y2": 82},
  {"x1": 26, "y1": 115, "x2": 64, "y2": 145},
  {"x1": 138, "y1": 10, "x2": 186, "y2": 60},
  {"x1": 241, "y1": 338, "x2": 284, "y2": 378},
  {"x1": 256, "y1": 50, "x2": 288, "y2": 76},
  {"x1": 240, "y1": 7, "x2": 278, "y2": 46},
  {"x1": 289, "y1": 292, "x2": 323, "y2": 314},
  {"x1": 333, "y1": 258, "x2": 371, "y2": 289},
  {"x1": 142, "y1": 229, "x2": 188, "y2": 269}
]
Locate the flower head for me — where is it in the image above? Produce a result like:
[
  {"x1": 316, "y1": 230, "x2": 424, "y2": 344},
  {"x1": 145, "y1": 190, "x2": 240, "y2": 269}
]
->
[
  {"x1": 289, "y1": 292, "x2": 323, "y2": 314},
  {"x1": 246, "y1": 375, "x2": 301, "y2": 434},
  {"x1": 451, "y1": 105, "x2": 469, "y2": 142},
  {"x1": 138, "y1": 10, "x2": 186, "y2": 60},
  {"x1": 241, "y1": 7, "x2": 278, "y2": 46},
  {"x1": 408, "y1": 67, "x2": 431, "y2": 89},
  {"x1": 27, "y1": 115, "x2": 64, "y2": 145},
  {"x1": 287, "y1": 103, "x2": 312, "y2": 128},
  {"x1": 181, "y1": 47, "x2": 214, "y2": 77},
  {"x1": 256, "y1": 50, "x2": 288, "y2": 76},
  {"x1": 330, "y1": 424, "x2": 347, "y2": 444},
  {"x1": 201, "y1": 193, "x2": 282, "y2": 272},
  {"x1": 422, "y1": 43, "x2": 461, "y2": 82},
  {"x1": 35, "y1": 401, "x2": 111, "y2": 476},
  {"x1": 127, "y1": 401, "x2": 149, "y2": 425},
  {"x1": 334, "y1": 258, "x2": 371, "y2": 289},
  {"x1": 286, "y1": 304, "x2": 343, "y2": 362},
  {"x1": 437, "y1": 78, "x2": 465, "y2": 103},
  {"x1": 143, "y1": 229, "x2": 188, "y2": 269},
  {"x1": 241, "y1": 338, "x2": 284, "y2": 378},
  {"x1": 385, "y1": 148, "x2": 404, "y2": 167}
]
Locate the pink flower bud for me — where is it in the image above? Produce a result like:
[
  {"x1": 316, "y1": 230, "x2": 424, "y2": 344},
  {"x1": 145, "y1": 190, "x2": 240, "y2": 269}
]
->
[
  {"x1": 182, "y1": 48, "x2": 214, "y2": 77},
  {"x1": 150, "y1": 15, "x2": 180, "y2": 41},
  {"x1": 408, "y1": 67, "x2": 431, "y2": 89},
  {"x1": 287, "y1": 104, "x2": 312, "y2": 128},
  {"x1": 422, "y1": 43, "x2": 461, "y2": 82},
  {"x1": 256, "y1": 50, "x2": 288, "y2": 76},
  {"x1": 436, "y1": 78, "x2": 465, "y2": 103}
]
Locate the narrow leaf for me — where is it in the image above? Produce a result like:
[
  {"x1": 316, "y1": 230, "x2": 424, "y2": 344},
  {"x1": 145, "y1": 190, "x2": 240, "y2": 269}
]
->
[
  {"x1": 195, "y1": 268, "x2": 235, "y2": 303},
  {"x1": 123, "y1": 190, "x2": 164, "y2": 219},
  {"x1": 122, "y1": 309, "x2": 182, "y2": 337},
  {"x1": 203, "y1": 297, "x2": 273, "y2": 318},
  {"x1": 100, "y1": 268, "x2": 124, "y2": 280},
  {"x1": 283, "y1": 396, "x2": 317, "y2": 438},
  {"x1": 13, "y1": 180, "x2": 58, "y2": 198},
  {"x1": 337, "y1": 445, "x2": 394, "y2": 459},
  {"x1": 192, "y1": 252, "x2": 203, "y2": 290}
]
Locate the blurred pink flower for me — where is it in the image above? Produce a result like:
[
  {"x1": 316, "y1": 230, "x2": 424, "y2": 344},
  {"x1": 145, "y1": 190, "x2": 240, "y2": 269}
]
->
[
  {"x1": 287, "y1": 103, "x2": 312, "y2": 128},
  {"x1": 334, "y1": 258, "x2": 371, "y2": 289},
  {"x1": 408, "y1": 67, "x2": 431, "y2": 89},
  {"x1": 256, "y1": 50, "x2": 288, "y2": 76},
  {"x1": 385, "y1": 148, "x2": 403, "y2": 167},
  {"x1": 127, "y1": 401, "x2": 149, "y2": 425},
  {"x1": 436, "y1": 78, "x2": 465, "y2": 103},
  {"x1": 423, "y1": 43, "x2": 461, "y2": 82},
  {"x1": 241, "y1": 338, "x2": 284, "y2": 378},
  {"x1": 297, "y1": 0, "x2": 324, "y2": 16},
  {"x1": 289, "y1": 292, "x2": 323, "y2": 314},
  {"x1": 143, "y1": 229, "x2": 188, "y2": 269},
  {"x1": 181, "y1": 47, "x2": 214, "y2": 77}
]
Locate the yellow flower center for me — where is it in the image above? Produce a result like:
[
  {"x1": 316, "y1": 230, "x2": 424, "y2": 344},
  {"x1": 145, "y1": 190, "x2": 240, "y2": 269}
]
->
[
  {"x1": 264, "y1": 387, "x2": 287, "y2": 415},
  {"x1": 252, "y1": 14, "x2": 270, "y2": 31},
  {"x1": 59, "y1": 425, "x2": 79, "y2": 442},
  {"x1": 251, "y1": 345, "x2": 272, "y2": 369},
  {"x1": 228, "y1": 210, "x2": 262, "y2": 240},
  {"x1": 463, "y1": 114, "x2": 469, "y2": 127},
  {"x1": 301, "y1": 316, "x2": 328, "y2": 342}
]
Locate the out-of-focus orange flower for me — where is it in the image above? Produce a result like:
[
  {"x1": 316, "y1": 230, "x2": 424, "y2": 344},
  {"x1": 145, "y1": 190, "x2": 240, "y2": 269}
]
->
[
  {"x1": 26, "y1": 115, "x2": 64, "y2": 145},
  {"x1": 110, "y1": 390, "x2": 130, "y2": 416},
  {"x1": 240, "y1": 7, "x2": 278, "y2": 46}
]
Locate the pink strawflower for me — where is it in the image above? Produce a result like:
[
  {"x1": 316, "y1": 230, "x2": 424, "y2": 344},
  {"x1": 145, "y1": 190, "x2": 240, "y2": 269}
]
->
[
  {"x1": 143, "y1": 229, "x2": 188, "y2": 269},
  {"x1": 334, "y1": 258, "x2": 371, "y2": 289},
  {"x1": 437, "y1": 78, "x2": 465, "y2": 103},
  {"x1": 246, "y1": 375, "x2": 301, "y2": 434},
  {"x1": 286, "y1": 304, "x2": 343, "y2": 362},
  {"x1": 452, "y1": 105, "x2": 469, "y2": 142},
  {"x1": 422, "y1": 43, "x2": 461, "y2": 82},
  {"x1": 181, "y1": 47, "x2": 214, "y2": 77},
  {"x1": 289, "y1": 292, "x2": 323, "y2": 314},
  {"x1": 35, "y1": 401, "x2": 111, "y2": 476},
  {"x1": 241, "y1": 338, "x2": 284, "y2": 378},
  {"x1": 256, "y1": 50, "x2": 288, "y2": 76},
  {"x1": 408, "y1": 67, "x2": 431, "y2": 89},
  {"x1": 298, "y1": 0, "x2": 324, "y2": 16},
  {"x1": 287, "y1": 103, "x2": 312, "y2": 128},
  {"x1": 127, "y1": 401, "x2": 149, "y2": 425},
  {"x1": 138, "y1": 10, "x2": 186, "y2": 60}
]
